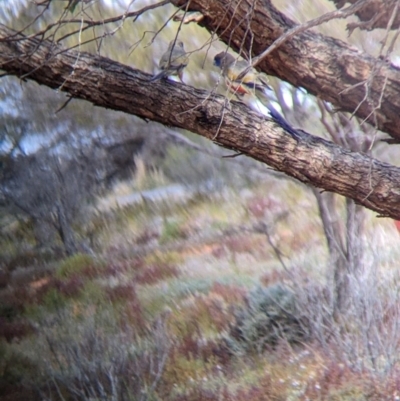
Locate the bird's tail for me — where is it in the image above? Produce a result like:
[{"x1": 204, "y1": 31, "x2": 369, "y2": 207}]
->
[
  {"x1": 148, "y1": 70, "x2": 168, "y2": 82},
  {"x1": 266, "y1": 105, "x2": 303, "y2": 142},
  {"x1": 240, "y1": 92, "x2": 302, "y2": 142}
]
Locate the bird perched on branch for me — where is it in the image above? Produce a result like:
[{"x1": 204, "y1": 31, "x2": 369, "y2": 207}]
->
[
  {"x1": 213, "y1": 52, "x2": 271, "y2": 96},
  {"x1": 150, "y1": 39, "x2": 189, "y2": 84},
  {"x1": 213, "y1": 51, "x2": 302, "y2": 141}
]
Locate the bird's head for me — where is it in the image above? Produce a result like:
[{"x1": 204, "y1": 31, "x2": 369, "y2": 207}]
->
[
  {"x1": 213, "y1": 52, "x2": 235, "y2": 69},
  {"x1": 168, "y1": 39, "x2": 185, "y2": 51},
  {"x1": 175, "y1": 40, "x2": 184, "y2": 49}
]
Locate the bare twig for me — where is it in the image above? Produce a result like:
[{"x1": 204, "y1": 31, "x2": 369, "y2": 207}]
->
[{"x1": 238, "y1": 0, "x2": 371, "y2": 79}]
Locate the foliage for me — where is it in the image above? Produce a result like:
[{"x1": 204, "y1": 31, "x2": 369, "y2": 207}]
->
[
  {"x1": 228, "y1": 284, "x2": 310, "y2": 353},
  {"x1": 296, "y1": 265, "x2": 400, "y2": 375},
  {"x1": 0, "y1": 340, "x2": 40, "y2": 394},
  {"x1": 35, "y1": 309, "x2": 170, "y2": 401},
  {"x1": 159, "y1": 218, "x2": 187, "y2": 244},
  {"x1": 55, "y1": 253, "x2": 99, "y2": 279},
  {"x1": 1, "y1": 186, "x2": 400, "y2": 400}
]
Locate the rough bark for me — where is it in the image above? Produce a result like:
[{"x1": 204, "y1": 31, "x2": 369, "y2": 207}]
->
[
  {"x1": 330, "y1": 0, "x2": 400, "y2": 30},
  {"x1": 170, "y1": 0, "x2": 400, "y2": 142},
  {"x1": 1, "y1": 25, "x2": 400, "y2": 219}
]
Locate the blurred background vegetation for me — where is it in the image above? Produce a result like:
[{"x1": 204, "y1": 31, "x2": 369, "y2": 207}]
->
[{"x1": 1, "y1": 0, "x2": 400, "y2": 400}]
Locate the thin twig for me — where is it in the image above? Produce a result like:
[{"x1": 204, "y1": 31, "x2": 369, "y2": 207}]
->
[{"x1": 238, "y1": 0, "x2": 370, "y2": 79}]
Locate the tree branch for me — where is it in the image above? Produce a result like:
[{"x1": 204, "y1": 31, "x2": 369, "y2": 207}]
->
[
  {"x1": 1, "y1": 25, "x2": 400, "y2": 219},
  {"x1": 330, "y1": 0, "x2": 400, "y2": 31},
  {"x1": 241, "y1": 0, "x2": 368, "y2": 73},
  {"x1": 170, "y1": 0, "x2": 400, "y2": 142}
]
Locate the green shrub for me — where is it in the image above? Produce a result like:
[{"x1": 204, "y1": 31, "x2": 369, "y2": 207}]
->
[
  {"x1": 0, "y1": 301, "x2": 22, "y2": 321},
  {"x1": 0, "y1": 341, "x2": 39, "y2": 388},
  {"x1": 56, "y1": 253, "x2": 98, "y2": 279},
  {"x1": 228, "y1": 284, "x2": 309, "y2": 353},
  {"x1": 41, "y1": 288, "x2": 68, "y2": 311},
  {"x1": 159, "y1": 219, "x2": 186, "y2": 244}
]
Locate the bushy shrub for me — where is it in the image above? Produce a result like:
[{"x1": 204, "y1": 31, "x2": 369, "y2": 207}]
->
[
  {"x1": 0, "y1": 341, "x2": 39, "y2": 391},
  {"x1": 297, "y1": 267, "x2": 400, "y2": 374},
  {"x1": 228, "y1": 284, "x2": 309, "y2": 353},
  {"x1": 39, "y1": 310, "x2": 170, "y2": 401},
  {"x1": 0, "y1": 318, "x2": 35, "y2": 342},
  {"x1": 0, "y1": 291, "x2": 25, "y2": 320},
  {"x1": 56, "y1": 253, "x2": 99, "y2": 279}
]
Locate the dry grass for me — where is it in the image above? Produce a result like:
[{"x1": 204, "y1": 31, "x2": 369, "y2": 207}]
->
[{"x1": 2, "y1": 173, "x2": 400, "y2": 401}]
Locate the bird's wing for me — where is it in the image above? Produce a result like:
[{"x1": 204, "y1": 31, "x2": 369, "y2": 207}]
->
[
  {"x1": 161, "y1": 50, "x2": 188, "y2": 70},
  {"x1": 224, "y1": 60, "x2": 271, "y2": 92}
]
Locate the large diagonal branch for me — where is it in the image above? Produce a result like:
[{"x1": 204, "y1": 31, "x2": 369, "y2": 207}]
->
[
  {"x1": 1, "y1": 25, "x2": 400, "y2": 219},
  {"x1": 330, "y1": 0, "x2": 400, "y2": 30},
  {"x1": 171, "y1": 0, "x2": 400, "y2": 142}
]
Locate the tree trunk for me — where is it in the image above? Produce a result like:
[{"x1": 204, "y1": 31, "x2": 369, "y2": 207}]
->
[
  {"x1": 314, "y1": 189, "x2": 367, "y2": 313},
  {"x1": 55, "y1": 200, "x2": 78, "y2": 256}
]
